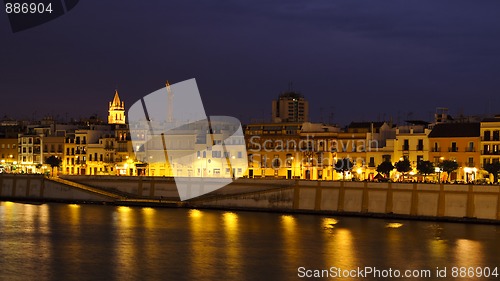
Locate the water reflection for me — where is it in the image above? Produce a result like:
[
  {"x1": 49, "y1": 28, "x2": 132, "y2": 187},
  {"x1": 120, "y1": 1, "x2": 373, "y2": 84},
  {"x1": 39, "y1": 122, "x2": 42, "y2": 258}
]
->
[
  {"x1": 455, "y1": 239, "x2": 483, "y2": 267},
  {"x1": 0, "y1": 202, "x2": 498, "y2": 281},
  {"x1": 189, "y1": 209, "x2": 218, "y2": 280},
  {"x1": 0, "y1": 202, "x2": 52, "y2": 280},
  {"x1": 222, "y1": 212, "x2": 242, "y2": 279},
  {"x1": 322, "y1": 217, "x2": 339, "y2": 231},
  {"x1": 114, "y1": 205, "x2": 139, "y2": 280},
  {"x1": 142, "y1": 207, "x2": 155, "y2": 229}
]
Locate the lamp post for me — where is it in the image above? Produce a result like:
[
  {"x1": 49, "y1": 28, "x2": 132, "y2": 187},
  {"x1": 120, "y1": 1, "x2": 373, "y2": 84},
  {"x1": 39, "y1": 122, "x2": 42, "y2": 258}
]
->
[{"x1": 198, "y1": 156, "x2": 202, "y2": 177}]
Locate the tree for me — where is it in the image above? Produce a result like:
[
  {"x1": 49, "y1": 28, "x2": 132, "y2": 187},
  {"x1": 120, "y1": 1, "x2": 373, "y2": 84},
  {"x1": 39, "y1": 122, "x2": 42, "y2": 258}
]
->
[
  {"x1": 395, "y1": 159, "x2": 412, "y2": 181},
  {"x1": 417, "y1": 160, "x2": 435, "y2": 179},
  {"x1": 439, "y1": 160, "x2": 459, "y2": 182},
  {"x1": 45, "y1": 156, "x2": 62, "y2": 177},
  {"x1": 376, "y1": 161, "x2": 394, "y2": 178},
  {"x1": 335, "y1": 158, "x2": 354, "y2": 180},
  {"x1": 484, "y1": 162, "x2": 500, "y2": 183}
]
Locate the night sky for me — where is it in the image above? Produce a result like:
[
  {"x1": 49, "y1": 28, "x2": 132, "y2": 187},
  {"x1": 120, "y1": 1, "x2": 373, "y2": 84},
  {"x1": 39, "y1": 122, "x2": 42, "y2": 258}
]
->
[{"x1": 1, "y1": 0, "x2": 500, "y2": 126}]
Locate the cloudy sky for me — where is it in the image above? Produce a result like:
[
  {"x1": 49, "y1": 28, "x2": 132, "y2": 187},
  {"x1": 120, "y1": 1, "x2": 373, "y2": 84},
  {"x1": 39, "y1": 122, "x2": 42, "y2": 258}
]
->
[{"x1": 1, "y1": 0, "x2": 500, "y2": 125}]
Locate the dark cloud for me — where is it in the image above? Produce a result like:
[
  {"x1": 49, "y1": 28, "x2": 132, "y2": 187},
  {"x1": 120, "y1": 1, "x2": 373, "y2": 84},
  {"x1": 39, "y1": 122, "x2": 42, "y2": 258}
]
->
[{"x1": 1, "y1": 0, "x2": 500, "y2": 124}]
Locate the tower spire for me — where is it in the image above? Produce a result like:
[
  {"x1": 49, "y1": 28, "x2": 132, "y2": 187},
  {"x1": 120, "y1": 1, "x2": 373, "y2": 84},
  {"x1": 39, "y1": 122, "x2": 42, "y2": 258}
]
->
[
  {"x1": 166, "y1": 80, "x2": 173, "y2": 123},
  {"x1": 108, "y1": 89, "x2": 126, "y2": 124}
]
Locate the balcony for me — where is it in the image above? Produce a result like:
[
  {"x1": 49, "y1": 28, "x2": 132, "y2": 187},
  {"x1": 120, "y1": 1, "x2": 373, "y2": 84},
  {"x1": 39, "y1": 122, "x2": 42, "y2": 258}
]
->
[
  {"x1": 104, "y1": 145, "x2": 115, "y2": 150},
  {"x1": 431, "y1": 148, "x2": 441, "y2": 152},
  {"x1": 482, "y1": 150, "x2": 500, "y2": 155},
  {"x1": 402, "y1": 145, "x2": 409, "y2": 151},
  {"x1": 465, "y1": 148, "x2": 476, "y2": 152},
  {"x1": 416, "y1": 145, "x2": 424, "y2": 151},
  {"x1": 466, "y1": 162, "x2": 475, "y2": 167},
  {"x1": 448, "y1": 147, "x2": 459, "y2": 152},
  {"x1": 368, "y1": 162, "x2": 376, "y2": 168}
]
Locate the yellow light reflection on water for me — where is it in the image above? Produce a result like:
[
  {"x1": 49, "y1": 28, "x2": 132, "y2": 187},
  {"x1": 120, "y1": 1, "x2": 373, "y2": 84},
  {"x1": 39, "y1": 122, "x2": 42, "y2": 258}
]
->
[
  {"x1": 223, "y1": 212, "x2": 238, "y2": 234},
  {"x1": 118, "y1": 206, "x2": 131, "y2": 212},
  {"x1": 189, "y1": 209, "x2": 218, "y2": 280},
  {"x1": 281, "y1": 215, "x2": 299, "y2": 266},
  {"x1": 223, "y1": 212, "x2": 241, "y2": 279},
  {"x1": 142, "y1": 207, "x2": 155, "y2": 229},
  {"x1": 68, "y1": 203, "x2": 81, "y2": 225},
  {"x1": 281, "y1": 214, "x2": 296, "y2": 229},
  {"x1": 189, "y1": 209, "x2": 203, "y2": 218},
  {"x1": 325, "y1": 227, "x2": 357, "y2": 269},
  {"x1": 429, "y1": 239, "x2": 448, "y2": 260},
  {"x1": 114, "y1": 206, "x2": 137, "y2": 280},
  {"x1": 323, "y1": 218, "x2": 339, "y2": 229},
  {"x1": 4, "y1": 201, "x2": 14, "y2": 207},
  {"x1": 386, "y1": 222, "x2": 404, "y2": 229},
  {"x1": 455, "y1": 239, "x2": 483, "y2": 267}
]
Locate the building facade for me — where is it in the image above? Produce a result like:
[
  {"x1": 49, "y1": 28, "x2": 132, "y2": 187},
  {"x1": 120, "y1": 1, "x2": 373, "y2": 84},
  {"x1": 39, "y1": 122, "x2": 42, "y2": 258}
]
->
[
  {"x1": 271, "y1": 92, "x2": 309, "y2": 123},
  {"x1": 428, "y1": 123, "x2": 481, "y2": 182}
]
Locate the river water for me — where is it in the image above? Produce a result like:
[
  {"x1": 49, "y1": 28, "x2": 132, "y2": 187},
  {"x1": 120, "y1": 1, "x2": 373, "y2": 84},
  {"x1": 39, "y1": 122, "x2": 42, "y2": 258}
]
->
[{"x1": 0, "y1": 201, "x2": 499, "y2": 280}]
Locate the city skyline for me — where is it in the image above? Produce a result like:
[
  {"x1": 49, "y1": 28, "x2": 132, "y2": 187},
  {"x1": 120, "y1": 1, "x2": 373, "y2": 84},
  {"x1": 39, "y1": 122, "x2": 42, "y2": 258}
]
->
[{"x1": 2, "y1": 1, "x2": 500, "y2": 126}]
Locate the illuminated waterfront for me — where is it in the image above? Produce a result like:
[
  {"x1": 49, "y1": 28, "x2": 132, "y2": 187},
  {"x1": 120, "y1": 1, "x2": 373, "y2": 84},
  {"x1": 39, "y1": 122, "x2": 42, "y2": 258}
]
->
[{"x1": 0, "y1": 202, "x2": 499, "y2": 280}]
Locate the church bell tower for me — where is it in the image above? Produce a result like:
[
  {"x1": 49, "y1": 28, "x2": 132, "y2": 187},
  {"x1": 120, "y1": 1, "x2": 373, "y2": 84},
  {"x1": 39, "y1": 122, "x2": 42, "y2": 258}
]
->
[{"x1": 108, "y1": 90, "x2": 126, "y2": 124}]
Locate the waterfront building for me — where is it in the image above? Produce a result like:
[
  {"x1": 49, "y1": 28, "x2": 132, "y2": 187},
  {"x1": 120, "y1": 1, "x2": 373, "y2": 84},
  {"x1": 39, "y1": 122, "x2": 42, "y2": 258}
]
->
[
  {"x1": 428, "y1": 122, "x2": 481, "y2": 182},
  {"x1": 338, "y1": 122, "x2": 394, "y2": 181},
  {"x1": 245, "y1": 122, "x2": 304, "y2": 179},
  {"x1": 480, "y1": 115, "x2": 500, "y2": 180},
  {"x1": 298, "y1": 122, "x2": 339, "y2": 180},
  {"x1": 0, "y1": 138, "x2": 18, "y2": 172},
  {"x1": 393, "y1": 123, "x2": 431, "y2": 178},
  {"x1": 43, "y1": 135, "x2": 65, "y2": 173},
  {"x1": 245, "y1": 121, "x2": 344, "y2": 180},
  {"x1": 17, "y1": 132, "x2": 43, "y2": 173}
]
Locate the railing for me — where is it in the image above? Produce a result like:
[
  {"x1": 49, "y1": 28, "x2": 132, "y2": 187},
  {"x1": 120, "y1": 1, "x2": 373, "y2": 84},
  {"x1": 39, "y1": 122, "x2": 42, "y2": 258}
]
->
[
  {"x1": 465, "y1": 148, "x2": 476, "y2": 152},
  {"x1": 416, "y1": 145, "x2": 424, "y2": 151},
  {"x1": 482, "y1": 150, "x2": 500, "y2": 155},
  {"x1": 431, "y1": 148, "x2": 441, "y2": 152},
  {"x1": 49, "y1": 177, "x2": 124, "y2": 200},
  {"x1": 448, "y1": 147, "x2": 459, "y2": 152},
  {"x1": 402, "y1": 145, "x2": 409, "y2": 151}
]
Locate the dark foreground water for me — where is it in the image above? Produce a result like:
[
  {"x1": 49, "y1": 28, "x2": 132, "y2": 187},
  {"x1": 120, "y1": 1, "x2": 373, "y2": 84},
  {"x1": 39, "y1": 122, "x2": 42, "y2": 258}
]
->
[{"x1": 0, "y1": 202, "x2": 499, "y2": 281}]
